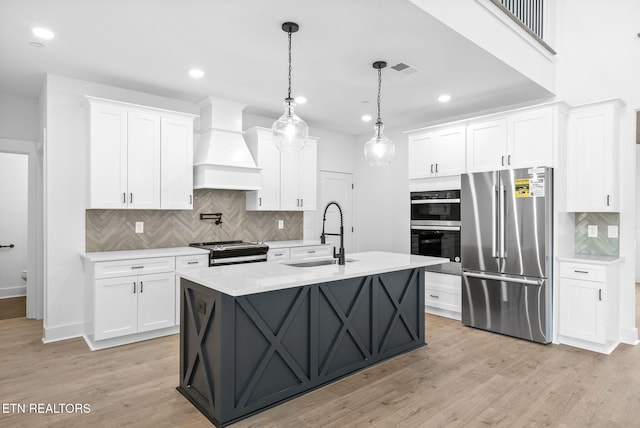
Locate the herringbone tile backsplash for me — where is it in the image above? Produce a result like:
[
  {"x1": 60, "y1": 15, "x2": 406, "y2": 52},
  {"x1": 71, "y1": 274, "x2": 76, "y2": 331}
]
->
[
  {"x1": 574, "y1": 212, "x2": 619, "y2": 256},
  {"x1": 86, "y1": 189, "x2": 303, "y2": 251}
]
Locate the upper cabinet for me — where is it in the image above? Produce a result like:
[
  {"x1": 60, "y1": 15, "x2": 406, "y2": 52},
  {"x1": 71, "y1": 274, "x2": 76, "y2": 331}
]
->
[
  {"x1": 566, "y1": 100, "x2": 623, "y2": 212},
  {"x1": 86, "y1": 97, "x2": 196, "y2": 210},
  {"x1": 408, "y1": 125, "x2": 465, "y2": 178},
  {"x1": 466, "y1": 119, "x2": 507, "y2": 172},
  {"x1": 245, "y1": 126, "x2": 319, "y2": 211}
]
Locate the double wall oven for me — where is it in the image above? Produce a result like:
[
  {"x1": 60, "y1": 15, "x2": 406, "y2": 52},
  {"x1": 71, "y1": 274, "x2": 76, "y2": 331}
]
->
[{"x1": 410, "y1": 190, "x2": 461, "y2": 263}]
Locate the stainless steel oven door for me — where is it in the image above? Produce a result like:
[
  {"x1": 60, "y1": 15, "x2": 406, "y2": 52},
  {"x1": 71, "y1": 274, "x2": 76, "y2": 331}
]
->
[{"x1": 410, "y1": 225, "x2": 461, "y2": 262}]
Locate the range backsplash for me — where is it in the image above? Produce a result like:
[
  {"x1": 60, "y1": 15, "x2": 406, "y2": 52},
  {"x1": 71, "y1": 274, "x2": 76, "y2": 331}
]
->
[
  {"x1": 86, "y1": 189, "x2": 303, "y2": 252},
  {"x1": 574, "y1": 212, "x2": 619, "y2": 256}
]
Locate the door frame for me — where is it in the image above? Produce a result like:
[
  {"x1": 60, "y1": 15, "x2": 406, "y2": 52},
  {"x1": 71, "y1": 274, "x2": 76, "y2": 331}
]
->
[{"x1": 0, "y1": 138, "x2": 43, "y2": 319}]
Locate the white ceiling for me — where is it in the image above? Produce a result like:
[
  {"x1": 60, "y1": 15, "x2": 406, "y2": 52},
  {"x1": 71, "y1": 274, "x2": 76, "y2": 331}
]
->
[{"x1": 0, "y1": 0, "x2": 553, "y2": 135}]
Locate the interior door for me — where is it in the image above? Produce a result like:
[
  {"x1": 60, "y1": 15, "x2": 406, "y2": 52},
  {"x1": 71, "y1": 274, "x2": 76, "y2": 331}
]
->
[
  {"x1": 461, "y1": 171, "x2": 500, "y2": 273},
  {"x1": 318, "y1": 171, "x2": 353, "y2": 254}
]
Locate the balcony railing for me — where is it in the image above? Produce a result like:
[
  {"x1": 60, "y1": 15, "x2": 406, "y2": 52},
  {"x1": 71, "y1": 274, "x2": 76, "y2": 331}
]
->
[{"x1": 490, "y1": 0, "x2": 556, "y2": 54}]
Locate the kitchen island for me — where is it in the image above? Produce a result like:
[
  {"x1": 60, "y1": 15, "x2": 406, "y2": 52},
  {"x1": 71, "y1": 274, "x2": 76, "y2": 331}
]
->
[{"x1": 176, "y1": 251, "x2": 447, "y2": 427}]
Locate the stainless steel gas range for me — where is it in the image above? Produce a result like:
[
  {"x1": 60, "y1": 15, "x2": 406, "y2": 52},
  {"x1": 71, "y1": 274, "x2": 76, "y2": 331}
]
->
[{"x1": 189, "y1": 240, "x2": 269, "y2": 266}]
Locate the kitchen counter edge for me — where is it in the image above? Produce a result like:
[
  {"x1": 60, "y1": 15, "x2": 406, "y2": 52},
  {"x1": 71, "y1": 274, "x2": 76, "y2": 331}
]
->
[{"x1": 81, "y1": 246, "x2": 210, "y2": 262}]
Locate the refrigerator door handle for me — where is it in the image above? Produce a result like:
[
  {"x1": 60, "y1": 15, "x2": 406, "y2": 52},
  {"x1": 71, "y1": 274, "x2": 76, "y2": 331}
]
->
[
  {"x1": 463, "y1": 271, "x2": 544, "y2": 286},
  {"x1": 492, "y1": 185, "x2": 498, "y2": 258},
  {"x1": 499, "y1": 183, "x2": 506, "y2": 259}
]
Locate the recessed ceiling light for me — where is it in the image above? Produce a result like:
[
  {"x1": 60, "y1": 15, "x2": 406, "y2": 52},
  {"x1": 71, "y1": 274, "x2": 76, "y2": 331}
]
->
[
  {"x1": 188, "y1": 69, "x2": 205, "y2": 79},
  {"x1": 32, "y1": 27, "x2": 55, "y2": 40},
  {"x1": 438, "y1": 94, "x2": 452, "y2": 103},
  {"x1": 294, "y1": 96, "x2": 307, "y2": 104},
  {"x1": 361, "y1": 114, "x2": 372, "y2": 122}
]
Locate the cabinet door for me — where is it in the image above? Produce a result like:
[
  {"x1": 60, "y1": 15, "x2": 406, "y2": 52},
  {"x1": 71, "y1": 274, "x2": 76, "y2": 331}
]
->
[
  {"x1": 127, "y1": 110, "x2": 161, "y2": 209},
  {"x1": 566, "y1": 103, "x2": 619, "y2": 212},
  {"x1": 95, "y1": 276, "x2": 138, "y2": 340},
  {"x1": 508, "y1": 108, "x2": 553, "y2": 169},
  {"x1": 89, "y1": 102, "x2": 128, "y2": 208},
  {"x1": 466, "y1": 119, "x2": 507, "y2": 172},
  {"x1": 298, "y1": 140, "x2": 317, "y2": 210},
  {"x1": 408, "y1": 132, "x2": 433, "y2": 179},
  {"x1": 280, "y1": 150, "x2": 301, "y2": 211},
  {"x1": 433, "y1": 126, "x2": 466, "y2": 177},
  {"x1": 137, "y1": 272, "x2": 175, "y2": 332},
  {"x1": 161, "y1": 116, "x2": 193, "y2": 209},
  {"x1": 559, "y1": 278, "x2": 605, "y2": 343},
  {"x1": 248, "y1": 133, "x2": 280, "y2": 211}
]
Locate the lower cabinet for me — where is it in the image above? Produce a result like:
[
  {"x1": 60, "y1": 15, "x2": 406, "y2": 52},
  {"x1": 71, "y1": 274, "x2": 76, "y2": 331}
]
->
[
  {"x1": 424, "y1": 271, "x2": 461, "y2": 320},
  {"x1": 95, "y1": 272, "x2": 175, "y2": 340},
  {"x1": 558, "y1": 259, "x2": 620, "y2": 354},
  {"x1": 267, "y1": 244, "x2": 332, "y2": 262},
  {"x1": 175, "y1": 254, "x2": 209, "y2": 325}
]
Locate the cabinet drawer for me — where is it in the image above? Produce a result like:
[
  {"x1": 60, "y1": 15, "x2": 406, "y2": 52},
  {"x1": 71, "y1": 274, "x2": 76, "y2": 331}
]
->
[
  {"x1": 289, "y1": 245, "x2": 332, "y2": 260},
  {"x1": 425, "y1": 271, "x2": 461, "y2": 293},
  {"x1": 94, "y1": 257, "x2": 175, "y2": 279},
  {"x1": 175, "y1": 255, "x2": 209, "y2": 269},
  {"x1": 425, "y1": 287, "x2": 460, "y2": 311},
  {"x1": 268, "y1": 248, "x2": 290, "y2": 261},
  {"x1": 560, "y1": 263, "x2": 606, "y2": 282}
]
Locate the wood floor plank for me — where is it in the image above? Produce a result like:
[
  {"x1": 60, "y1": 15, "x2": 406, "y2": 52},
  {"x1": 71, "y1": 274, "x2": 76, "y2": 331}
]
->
[{"x1": 1, "y1": 285, "x2": 640, "y2": 427}]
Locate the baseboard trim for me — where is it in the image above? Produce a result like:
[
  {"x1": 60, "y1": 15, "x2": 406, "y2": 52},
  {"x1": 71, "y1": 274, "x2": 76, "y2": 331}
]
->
[
  {"x1": 0, "y1": 286, "x2": 27, "y2": 299},
  {"x1": 83, "y1": 325, "x2": 180, "y2": 351},
  {"x1": 425, "y1": 306, "x2": 461, "y2": 321},
  {"x1": 42, "y1": 322, "x2": 85, "y2": 343},
  {"x1": 557, "y1": 335, "x2": 619, "y2": 355},
  {"x1": 619, "y1": 326, "x2": 639, "y2": 345}
]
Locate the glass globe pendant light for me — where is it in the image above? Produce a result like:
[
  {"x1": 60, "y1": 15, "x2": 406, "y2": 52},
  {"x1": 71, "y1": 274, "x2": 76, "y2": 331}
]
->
[
  {"x1": 272, "y1": 22, "x2": 308, "y2": 152},
  {"x1": 364, "y1": 61, "x2": 395, "y2": 166}
]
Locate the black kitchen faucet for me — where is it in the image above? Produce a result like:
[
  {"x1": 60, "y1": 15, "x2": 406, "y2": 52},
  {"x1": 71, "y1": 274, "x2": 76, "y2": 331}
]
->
[{"x1": 320, "y1": 201, "x2": 345, "y2": 265}]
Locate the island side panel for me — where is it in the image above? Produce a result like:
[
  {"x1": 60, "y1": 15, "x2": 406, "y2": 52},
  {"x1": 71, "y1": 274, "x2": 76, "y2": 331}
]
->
[{"x1": 179, "y1": 267, "x2": 425, "y2": 427}]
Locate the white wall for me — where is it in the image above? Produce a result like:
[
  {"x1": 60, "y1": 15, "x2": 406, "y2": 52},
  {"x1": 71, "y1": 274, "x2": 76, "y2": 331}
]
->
[
  {"x1": 0, "y1": 153, "x2": 28, "y2": 297},
  {"x1": 43, "y1": 74, "x2": 196, "y2": 342},
  {"x1": 554, "y1": 0, "x2": 639, "y2": 345},
  {"x1": 0, "y1": 93, "x2": 39, "y2": 141}
]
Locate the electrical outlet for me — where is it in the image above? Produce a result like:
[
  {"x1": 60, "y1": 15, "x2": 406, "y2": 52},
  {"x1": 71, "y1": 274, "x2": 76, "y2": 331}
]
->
[
  {"x1": 278, "y1": 220, "x2": 284, "y2": 229},
  {"x1": 135, "y1": 222, "x2": 144, "y2": 233},
  {"x1": 608, "y1": 225, "x2": 619, "y2": 238},
  {"x1": 587, "y1": 225, "x2": 598, "y2": 238}
]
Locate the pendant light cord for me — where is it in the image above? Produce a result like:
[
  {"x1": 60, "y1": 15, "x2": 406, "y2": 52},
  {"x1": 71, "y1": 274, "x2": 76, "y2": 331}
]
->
[
  {"x1": 287, "y1": 31, "x2": 292, "y2": 100},
  {"x1": 376, "y1": 67, "x2": 382, "y2": 124}
]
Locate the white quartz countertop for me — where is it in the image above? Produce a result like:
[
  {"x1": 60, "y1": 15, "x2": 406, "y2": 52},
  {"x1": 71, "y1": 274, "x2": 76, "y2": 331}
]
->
[
  {"x1": 264, "y1": 240, "x2": 325, "y2": 249},
  {"x1": 176, "y1": 251, "x2": 448, "y2": 296},
  {"x1": 81, "y1": 246, "x2": 210, "y2": 262},
  {"x1": 557, "y1": 254, "x2": 624, "y2": 265}
]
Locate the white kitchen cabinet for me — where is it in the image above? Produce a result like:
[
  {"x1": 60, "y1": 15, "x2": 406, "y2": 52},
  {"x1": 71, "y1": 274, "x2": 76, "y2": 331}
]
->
[
  {"x1": 86, "y1": 96, "x2": 196, "y2": 210},
  {"x1": 424, "y1": 271, "x2": 461, "y2": 320},
  {"x1": 174, "y1": 254, "x2": 209, "y2": 325},
  {"x1": 466, "y1": 119, "x2": 508, "y2": 172},
  {"x1": 558, "y1": 258, "x2": 620, "y2": 354},
  {"x1": 266, "y1": 242, "x2": 331, "y2": 262},
  {"x1": 566, "y1": 100, "x2": 623, "y2": 212},
  {"x1": 408, "y1": 126, "x2": 465, "y2": 179},
  {"x1": 161, "y1": 115, "x2": 194, "y2": 209},
  {"x1": 245, "y1": 126, "x2": 318, "y2": 211},
  {"x1": 95, "y1": 272, "x2": 174, "y2": 340}
]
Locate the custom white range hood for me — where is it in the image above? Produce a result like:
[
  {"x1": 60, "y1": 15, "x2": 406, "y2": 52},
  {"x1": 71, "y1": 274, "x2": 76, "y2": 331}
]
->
[{"x1": 193, "y1": 97, "x2": 261, "y2": 190}]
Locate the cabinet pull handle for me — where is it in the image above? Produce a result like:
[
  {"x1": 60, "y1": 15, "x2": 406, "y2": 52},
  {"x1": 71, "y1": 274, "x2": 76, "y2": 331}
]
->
[
  {"x1": 598, "y1": 289, "x2": 602, "y2": 301},
  {"x1": 189, "y1": 194, "x2": 192, "y2": 205},
  {"x1": 140, "y1": 281, "x2": 143, "y2": 293},
  {"x1": 259, "y1": 197, "x2": 262, "y2": 207},
  {"x1": 275, "y1": 253, "x2": 284, "y2": 256},
  {"x1": 308, "y1": 250, "x2": 316, "y2": 254},
  {"x1": 606, "y1": 195, "x2": 610, "y2": 206},
  {"x1": 133, "y1": 282, "x2": 136, "y2": 294},
  {"x1": 129, "y1": 193, "x2": 133, "y2": 204},
  {"x1": 301, "y1": 198, "x2": 303, "y2": 207},
  {"x1": 574, "y1": 270, "x2": 589, "y2": 274},
  {"x1": 435, "y1": 164, "x2": 439, "y2": 173},
  {"x1": 508, "y1": 155, "x2": 511, "y2": 165},
  {"x1": 131, "y1": 266, "x2": 144, "y2": 270},
  {"x1": 501, "y1": 155, "x2": 505, "y2": 166},
  {"x1": 430, "y1": 164, "x2": 434, "y2": 173},
  {"x1": 187, "y1": 261, "x2": 198, "y2": 265},
  {"x1": 122, "y1": 193, "x2": 126, "y2": 204},
  {"x1": 429, "y1": 294, "x2": 439, "y2": 298}
]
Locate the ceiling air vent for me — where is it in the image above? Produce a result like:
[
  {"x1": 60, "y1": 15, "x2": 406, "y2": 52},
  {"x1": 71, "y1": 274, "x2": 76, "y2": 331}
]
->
[{"x1": 390, "y1": 62, "x2": 421, "y2": 75}]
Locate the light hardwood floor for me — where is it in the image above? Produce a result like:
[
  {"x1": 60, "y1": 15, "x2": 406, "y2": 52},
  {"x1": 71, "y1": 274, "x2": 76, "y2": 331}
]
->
[
  {"x1": 0, "y1": 296, "x2": 26, "y2": 320},
  {"x1": 1, "y1": 287, "x2": 639, "y2": 428}
]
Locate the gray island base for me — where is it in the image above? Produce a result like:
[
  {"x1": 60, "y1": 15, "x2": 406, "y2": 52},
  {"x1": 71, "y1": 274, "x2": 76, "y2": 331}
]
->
[{"x1": 176, "y1": 252, "x2": 446, "y2": 427}]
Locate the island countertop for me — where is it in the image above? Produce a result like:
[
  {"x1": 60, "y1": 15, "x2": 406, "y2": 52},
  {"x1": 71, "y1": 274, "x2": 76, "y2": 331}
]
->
[{"x1": 176, "y1": 251, "x2": 447, "y2": 297}]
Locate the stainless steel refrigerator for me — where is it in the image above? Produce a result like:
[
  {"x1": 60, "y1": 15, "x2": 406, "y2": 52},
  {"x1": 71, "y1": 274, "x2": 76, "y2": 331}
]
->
[{"x1": 461, "y1": 167, "x2": 552, "y2": 343}]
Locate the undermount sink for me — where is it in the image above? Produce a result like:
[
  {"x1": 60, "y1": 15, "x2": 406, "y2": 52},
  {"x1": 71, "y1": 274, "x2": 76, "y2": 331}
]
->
[{"x1": 285, "y1": 258, "x2": 357, "y2": 268}]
